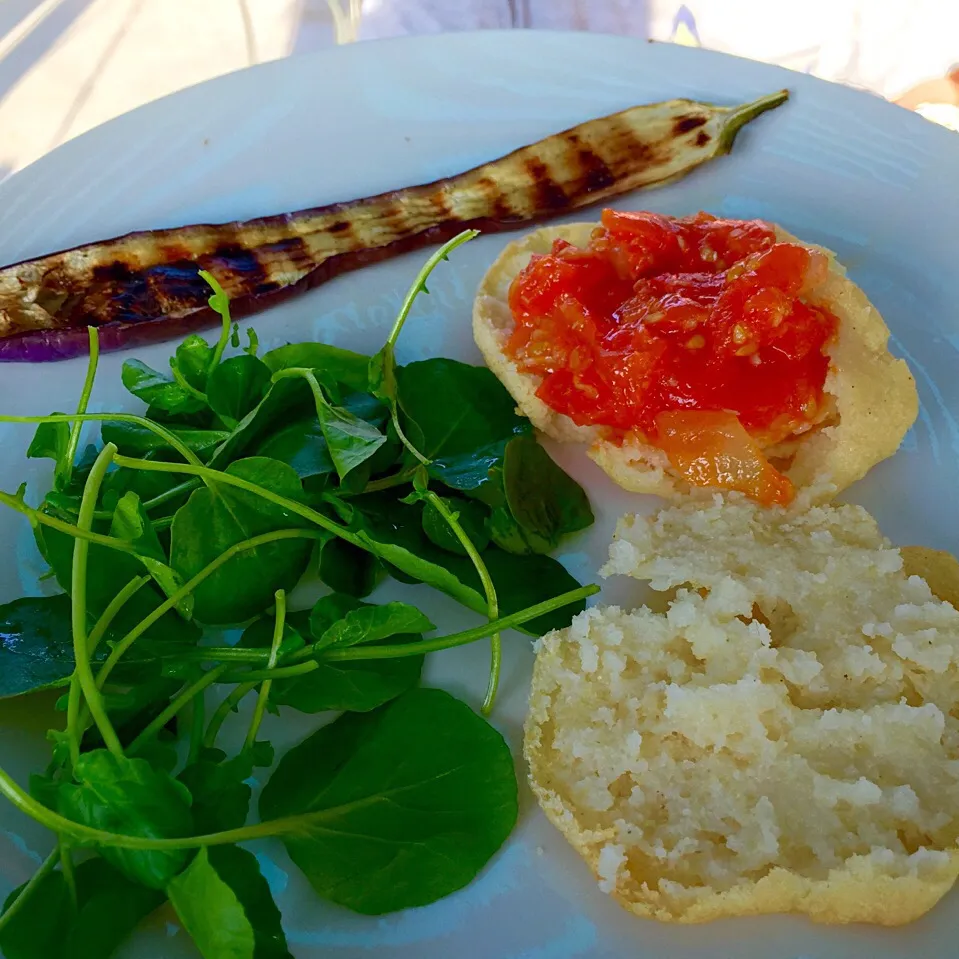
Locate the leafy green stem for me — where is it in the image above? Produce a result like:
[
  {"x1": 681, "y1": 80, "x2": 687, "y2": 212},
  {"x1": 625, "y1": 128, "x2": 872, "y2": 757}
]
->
[
  {"x1": 127, "y1": 664, "x2": 231, "y2": 757},
  {"x1": 109, "y1": 454, "x2": 365, "y2": 548},
  {"x1": 350, "y1": 466, "x2": 417, "y2": 495},
  {"x1": 71, "y1": 444, "x2": 124, "y2": 759},
  {"x1": 203, "y1": 683, "x2": 256, "y2": 751},
  {"x1": 370, "y1": 229, "x2": 479, "y2": 466},
  {"x1": 244, "y1": 591, "x2": 285, "y2": 751},
  {"x1": 169, "y1": 362, "x2": 209, "y2": 403},
  {"x1": 421, "y1": 487, "x2": 501, "y2": 715},
  {"x1": 218, "y1": 583, "x2": 599, "y2": 682},
  {"x1": 0, "y1": 845, "x2": 59, "y2": 933},
  {"x1": 0, "y1": 490, "x2": 138, "y2": 554},
  {"x1": 66, "y1": 574, "x2": 149, "y2": 767},
  {"x1": 59, "y1": 843, "x2": 77, "y2": 913},
  {"x1": 188, "y1": 684, "x2": 206, "y2": 766},
  {"x1": 0, "y1": 413, "x2": 203, "y2": 467},
  {"x1": 0, "y1": 762, "x2": 307, "y2": 848},
  {"x1": 59, "y1": 327, "x2": 99, "y2": 488},
  {"x1": 92, "y1": 477, "x2": 201, "y2": 523},
  {"x1": 201, "y1": 270, "x2": 233, "y2": 372},
  {"x1": 384, "y1": 229, "x2": 479, "y2": 351}
]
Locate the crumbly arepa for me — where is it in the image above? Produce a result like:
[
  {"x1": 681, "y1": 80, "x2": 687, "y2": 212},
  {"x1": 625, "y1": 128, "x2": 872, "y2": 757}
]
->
[
  {"x1": 473, "y1": 222, "x2": 918, "y2": 500},
  {"x1": 524, "y1": 496, "x2": 959, "y2": 924}
]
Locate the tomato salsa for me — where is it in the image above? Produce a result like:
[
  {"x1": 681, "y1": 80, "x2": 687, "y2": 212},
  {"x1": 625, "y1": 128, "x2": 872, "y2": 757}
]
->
[{"x1": 505, "y1": 210, "x2": 839, "y2": 504}]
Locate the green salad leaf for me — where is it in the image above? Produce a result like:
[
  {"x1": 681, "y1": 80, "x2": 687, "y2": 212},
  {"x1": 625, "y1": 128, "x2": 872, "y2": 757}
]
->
[
  {"x1": 168, "y1": 847, "x2": 257, "y2": 959},
  {"x1": 396, "y1": 358, "x2": 532, "y2": 492},
  {"x1": 57, "y1": 750, "x2": 193, "y2": 888},
  {"x1": 206, "y1": 355, "x2": 272, "y2": 423},
  {"x1": 0, "y1": 595, "x2": 80, "y2": 699},
  {"x1": 122, "y1": 359, "x2": 207, "y2": 416},
  {"x1": 169, "y1": 457, "x2": 313, "y2": 624},
  {"x1": 259, "y1": 688, "x2": 517, "y2": 914}
]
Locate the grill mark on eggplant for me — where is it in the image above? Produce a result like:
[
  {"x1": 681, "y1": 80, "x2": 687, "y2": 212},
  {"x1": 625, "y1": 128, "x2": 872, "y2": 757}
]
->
[
  {"x1": 0, "y1": 90, "x2": 788, "y2": 360},
  {"x1": 674, "y1": 114, "x2": 709, "y2": 134}
]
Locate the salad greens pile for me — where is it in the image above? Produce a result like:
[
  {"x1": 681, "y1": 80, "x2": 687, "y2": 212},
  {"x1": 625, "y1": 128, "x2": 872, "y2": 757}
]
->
[{"x1": 0, "y1": 231, "x2": 597, "y2": 958}]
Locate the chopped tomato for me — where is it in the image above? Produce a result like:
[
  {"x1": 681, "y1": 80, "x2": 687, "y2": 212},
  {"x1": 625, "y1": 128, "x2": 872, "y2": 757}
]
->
[
  {"x1": 505, "y1": 211, "x2": 839, "y2": 503},
  {"x1": 655, "y1": 410, "x2": 795, "y2": 507}
]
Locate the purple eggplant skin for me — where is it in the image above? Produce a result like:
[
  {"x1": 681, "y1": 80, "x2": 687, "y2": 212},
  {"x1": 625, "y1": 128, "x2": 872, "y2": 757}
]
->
[{"x1": 0, "y1": 91, "x2": 787, "y2": 362}]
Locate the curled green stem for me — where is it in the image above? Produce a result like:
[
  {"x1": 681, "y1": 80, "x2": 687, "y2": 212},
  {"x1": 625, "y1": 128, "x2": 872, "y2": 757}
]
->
[
  {"x1": 71, "y1": 444, "x2": 123, "y2": 759},
  {"x1": 203, "y1": 683, "x2": 256, "y2": 751},
  {"x1": 127, "y1": 665, "x2": 230, "y2": 757},
  {"x1": 244, "y1": 591, "x2": 286, "y2": 751},
  {"x1": 59, "y1": 327, "x2": 99, "y2": 489},
  {"x1": 423, "y1": 489, "x2": 501, "y2": 715},
  {"x1": 0, "y1": 490, "x2": 137, "y2": 554},
  {"x1": 0, "y1": 845, "x2": 59, "y2": 933},
  {"x1": 66, "y1": 575, "x2": 149, "y2": 767}
]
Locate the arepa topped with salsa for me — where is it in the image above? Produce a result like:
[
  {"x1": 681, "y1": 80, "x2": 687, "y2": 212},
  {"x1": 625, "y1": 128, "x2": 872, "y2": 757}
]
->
[{"x1": 473, "y1": 210, "x2": 918, "y2": 505}]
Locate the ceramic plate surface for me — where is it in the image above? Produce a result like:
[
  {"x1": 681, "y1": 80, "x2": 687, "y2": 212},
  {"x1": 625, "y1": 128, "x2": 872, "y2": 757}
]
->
[{"x1": 0, "y1": 30, "x2": 957, "y2": 959}]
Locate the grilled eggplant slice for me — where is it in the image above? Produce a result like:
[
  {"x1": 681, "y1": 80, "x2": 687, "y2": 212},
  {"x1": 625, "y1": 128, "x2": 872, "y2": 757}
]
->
[{"x1": 0, "y1": 90, "x2": 787, "y2": 361}]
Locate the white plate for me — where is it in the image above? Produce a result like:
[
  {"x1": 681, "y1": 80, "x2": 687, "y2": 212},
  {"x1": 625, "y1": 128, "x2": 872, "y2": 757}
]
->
[{"x1": 0, "y1": 29, "x2": 958, "y2": 959}]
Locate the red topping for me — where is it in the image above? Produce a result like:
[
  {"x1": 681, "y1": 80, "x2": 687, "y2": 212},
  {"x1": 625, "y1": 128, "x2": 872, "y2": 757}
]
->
[{"x1": 505, "y1": 211, "x2": 840, "y2": 503}]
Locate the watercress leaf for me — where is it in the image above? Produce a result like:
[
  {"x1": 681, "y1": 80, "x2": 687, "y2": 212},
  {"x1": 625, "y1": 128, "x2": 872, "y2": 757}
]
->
[
  {"x1": 0, "y1": 594, "x2": 79, "y2": 699},
  {"x1": 395, "y1": 359, "x2": 532, "y2": 491},
  {"x1": 133, "y1": 731, "x2": 179, "y2": 774},
  {"x1": 307, "y1": 594, "x2": 365, "y2": 639},
  {"x1": 315, "y1": 395, "x2": 387, "y2": 482},
  {"x1": 175, "y1": 335, "x2": 215, "y2": 391},
  {"x1": 100, "y1": 422, "x2": 229, "y2": 458},
  {"x1": 249, "y1": 740, "x2": 274, "y2": 768},
  {"x1": 259, "y1": 687, "x2": 517, "y2": 914},
  {"x1": 255, "y1": 417, "x2": 333, "y2": 480},
  {"x1": 286, "y1": 653, "x2": 423, "y2": 713},
  {"x1": 316, "y1": 602, "x2": 433, "y2": 651},
  {"x1": 34, "y1": 518, "x2": 197, "y2": 646},
  {"x1": 168, "y1": 847, "x2": 257, "y2": 959},
  {"x1": 206, "y1": 355, "x2": 272, "y2": 423},
  {"x1": 206, "y1": 846, "x2": 291, "y2": 958},
  {"x1": 482, "y1": 549, "x2": 587, "y2": 634},
  {"x1": 348, "y1": 494, "x2": 485, "y2": 612},
  {"x1": 110, "y1": 491, "x2": 165, "y2": 561},
  {"x1": 244, "y1": 328, "x2": 260, "y2": 357},
  {"x1": 487, "y1": 504, "x2": 550, "y2": 555},
  {"x1": 169, "y1": 457, "x2": 313, "y2": 624},
  {"x1": 95, "y1": 675, "x2": 186, "y2": 750},
  {"x1": 0, "y1": 869, "x2": 71, "y2": 959},
  {"x1": 122, "y1": 359, "x2": 207, "y2": 415},
  {"x1": 421, "y1": 494, "x2": 490, "y2": 555},
  {"x1": 62, "y1": 857, "x2": 165, "y2": 959},
  {"x1": 30, "y1": 770, "x2": 62, "y2": 810},
  {"x1": 110, "y1": 492, "x2": 191, "y2": 620},
  {"x1": 26, "y1": 416, "x2": 70, "y2": 464},
  {"x1": 263, "y1": 343, "x2": 370, "y2": 393},
  {"x1": 501, "y1": 435, "x2": 593, "y2": 550},
  {"x1": 57, "y1": 750, "x2": 193, "y2": 889},
  {"x1": 178, "y1": 748, "x2": 253, "y2": 833},
  {"x1": 209, "y1": 377, "x2": 312, "y2": 470},
  {"x1": 317, "y1": 537, "x2": 380, "y2": 598}
]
